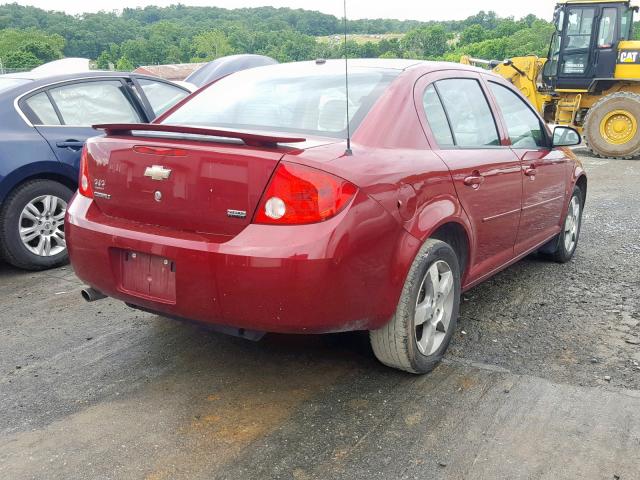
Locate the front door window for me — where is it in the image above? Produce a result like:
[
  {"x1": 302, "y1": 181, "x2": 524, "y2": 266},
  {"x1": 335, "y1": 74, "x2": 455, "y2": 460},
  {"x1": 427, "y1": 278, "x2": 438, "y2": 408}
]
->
[{"x1": 488, "y1": 82, "x2": 547, "y2": 149}]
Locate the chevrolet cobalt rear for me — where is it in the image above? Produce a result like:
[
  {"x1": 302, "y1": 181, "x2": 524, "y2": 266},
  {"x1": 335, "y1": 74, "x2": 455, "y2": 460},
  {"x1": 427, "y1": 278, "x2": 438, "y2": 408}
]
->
[{"x1": 67, "y1": 60, "x2": 586, "y2": 373}]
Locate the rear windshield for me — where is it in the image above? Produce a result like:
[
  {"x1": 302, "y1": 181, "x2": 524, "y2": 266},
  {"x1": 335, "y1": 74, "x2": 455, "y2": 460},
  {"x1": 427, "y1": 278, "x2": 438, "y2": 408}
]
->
[
  {"x1": 0, "y1": 78, "x2": 31, "y2": 94},
  {"x1": 161, "y1": 64, "x2": 399, "y2": 138}
]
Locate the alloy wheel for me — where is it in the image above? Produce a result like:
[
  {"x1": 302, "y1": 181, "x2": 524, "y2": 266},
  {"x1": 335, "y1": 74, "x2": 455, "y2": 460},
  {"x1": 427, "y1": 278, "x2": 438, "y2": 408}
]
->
[
  {"x1": 414, "y1": 260, "x2": 455, "y2": 356},
  {"x1": 18, "y1": 195, "x2": 67, "y2": 257},
  {"x1": 563, "y1": 196, "x2": 580, "y2": 254}
]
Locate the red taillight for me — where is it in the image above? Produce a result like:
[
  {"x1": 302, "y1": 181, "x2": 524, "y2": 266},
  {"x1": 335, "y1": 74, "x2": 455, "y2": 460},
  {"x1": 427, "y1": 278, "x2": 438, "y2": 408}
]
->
[
  {"x1": 78, "y1": 146, "x2": 93, "y2": 198},
  {"x1": 254, "y1": 162, "x2": 357, "y2": 225}
]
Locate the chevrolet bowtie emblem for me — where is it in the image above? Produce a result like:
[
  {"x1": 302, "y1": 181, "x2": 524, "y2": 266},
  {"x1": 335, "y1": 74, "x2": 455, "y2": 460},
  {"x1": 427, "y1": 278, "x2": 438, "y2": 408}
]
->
[{"x1": 144, "y1": 165, "x2": 172, "y2": 181}]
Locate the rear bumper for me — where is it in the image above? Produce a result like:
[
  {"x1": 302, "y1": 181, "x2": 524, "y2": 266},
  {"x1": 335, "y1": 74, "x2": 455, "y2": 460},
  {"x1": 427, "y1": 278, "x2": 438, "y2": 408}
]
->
[{"x1": 66, "y1": 194, "x2": 417, "y2": 334}]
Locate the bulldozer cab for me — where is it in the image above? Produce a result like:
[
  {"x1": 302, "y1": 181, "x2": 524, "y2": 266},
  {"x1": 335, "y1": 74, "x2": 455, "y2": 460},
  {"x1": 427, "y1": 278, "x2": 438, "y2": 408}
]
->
[{"x1": 543, "y1": 0, "x2": 636, "y2": 90}]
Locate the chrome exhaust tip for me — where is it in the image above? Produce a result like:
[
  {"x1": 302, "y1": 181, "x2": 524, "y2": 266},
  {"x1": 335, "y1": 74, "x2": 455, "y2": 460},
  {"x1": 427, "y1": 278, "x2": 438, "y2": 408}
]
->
[{"x1": 81, "y1": 287, "x2": 107, "y2": 302}]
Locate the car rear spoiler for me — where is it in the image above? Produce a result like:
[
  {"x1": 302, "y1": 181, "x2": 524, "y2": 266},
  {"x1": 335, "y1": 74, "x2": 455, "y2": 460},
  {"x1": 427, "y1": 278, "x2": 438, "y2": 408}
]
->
[{"x1": 93, "y1": 123, "x2": 306, "y2": 148}]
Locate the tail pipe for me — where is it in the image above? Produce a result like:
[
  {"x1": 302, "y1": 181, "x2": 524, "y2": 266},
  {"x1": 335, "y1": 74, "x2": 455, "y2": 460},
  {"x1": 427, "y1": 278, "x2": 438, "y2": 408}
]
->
[{"x1": 81, "y1": 287, "x2": 107, "y2": 302}]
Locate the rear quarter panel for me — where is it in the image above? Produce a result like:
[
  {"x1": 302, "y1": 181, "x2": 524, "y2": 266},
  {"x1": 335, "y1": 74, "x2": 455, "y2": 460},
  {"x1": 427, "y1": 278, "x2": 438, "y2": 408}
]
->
[{"x1": 284, "y1": 67, "x2": 473, "y2": 299}]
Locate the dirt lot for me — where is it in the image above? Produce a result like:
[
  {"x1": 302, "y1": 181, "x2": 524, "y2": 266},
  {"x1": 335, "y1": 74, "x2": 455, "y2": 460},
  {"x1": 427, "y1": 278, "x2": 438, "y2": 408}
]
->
[{"x1": 1, "y1": 151, "x2": 639, "y2": 480}]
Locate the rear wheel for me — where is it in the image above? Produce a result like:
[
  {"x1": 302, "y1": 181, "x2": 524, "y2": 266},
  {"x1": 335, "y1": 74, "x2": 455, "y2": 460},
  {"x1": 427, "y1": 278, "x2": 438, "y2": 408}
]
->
[
  {"x1": 0, "y1": 180, "x2": 72, "y2": 270},
  {"x1": 583, "y1": 92, "x2": 640, "y2": 159},
  {"x1": 370, "y1": 239, "x2": 461, "y2": 374}
]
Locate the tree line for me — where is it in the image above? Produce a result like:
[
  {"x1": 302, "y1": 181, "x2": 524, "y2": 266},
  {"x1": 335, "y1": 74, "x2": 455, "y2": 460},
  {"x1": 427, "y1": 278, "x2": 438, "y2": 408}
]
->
[{"x1": 1, "y1": 3, "x2": 638, "y2": 71}]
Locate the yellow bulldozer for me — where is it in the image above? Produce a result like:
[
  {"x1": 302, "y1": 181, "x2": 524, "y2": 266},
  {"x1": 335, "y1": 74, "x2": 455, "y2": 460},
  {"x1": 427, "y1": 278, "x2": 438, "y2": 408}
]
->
[{"x1": 462, "y1": 0, "x2": 640, "y2": 159}]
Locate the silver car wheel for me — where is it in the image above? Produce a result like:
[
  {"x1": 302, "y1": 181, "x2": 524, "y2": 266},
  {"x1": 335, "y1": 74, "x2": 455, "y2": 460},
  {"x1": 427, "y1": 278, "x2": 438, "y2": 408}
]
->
[
  {"x1": 563, "y1": 196, "x2": 580, "y2": 254},
  {"x1": 414, "y1": 260, "x2": 455, "y2": 356},
  {"x1": 19, "y1": 194, "x2": 67, "y2": 257}
]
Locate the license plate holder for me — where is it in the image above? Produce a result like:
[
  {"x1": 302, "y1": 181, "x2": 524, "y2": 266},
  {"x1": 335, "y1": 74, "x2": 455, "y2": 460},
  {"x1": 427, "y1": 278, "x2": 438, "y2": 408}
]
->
[{"x1": 120, "y1": 250, "x2": 176, "y2": 303}]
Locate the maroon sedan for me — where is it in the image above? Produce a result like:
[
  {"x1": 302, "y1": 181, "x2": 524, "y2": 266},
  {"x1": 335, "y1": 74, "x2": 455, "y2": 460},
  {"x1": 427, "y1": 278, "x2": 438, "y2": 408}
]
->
[{"x1": 67, "y1": 59, "x2": 586, "y2": 374}]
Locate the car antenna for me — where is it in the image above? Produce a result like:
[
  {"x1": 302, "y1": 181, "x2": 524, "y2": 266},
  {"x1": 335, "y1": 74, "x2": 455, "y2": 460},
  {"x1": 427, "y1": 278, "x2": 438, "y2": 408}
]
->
[{"x1": 343, "y1": 0, "x2": 353, "y2": 156}]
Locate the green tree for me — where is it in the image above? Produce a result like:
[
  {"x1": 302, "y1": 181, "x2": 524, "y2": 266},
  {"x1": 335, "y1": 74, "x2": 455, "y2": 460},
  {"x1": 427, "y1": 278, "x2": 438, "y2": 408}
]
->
[
  {"x1": 359, "y1": 41, "x2": 380, "y2": 58},
  {"x1": 192, "y1": 30, "x2": 232, "y2": 60},
  {"x1": 0, "y1": 28, "x2": 64, "y2": 63},
  {"x1": 0, "y1": 3, "x2": 558, "y2": 67},
  {"x1": 377, "y1": 38, "x2": 400, "y2": 57},
  {"x1": 115, "y1": 56, "x2": 134, "y2": 71},
  {"x1": 20, "y1": 40, "x2": 61, "y2": 63},
  {"x1": 96, "y1": 51, "x2": 112, "y2": 69},
  {"x1": 504, "y1": 20, "x2": 555, "y2": 57},
  {"x1": 463, "y1": 37, "x2": 509, "y2": 60},
  {"x1": 379, "y1": 50, "x2": 397, "y2": 59},
  {"x1": 492, "y1": 19, "x2": 521, "y2": 39},
  {"x1": 462, "y1": 11, "x2": 498, "y2": 30},
  {"x1": 402, "y1": 25, "x2": 450, "y2": 58},
  {"x1": 459, "y1": 25, "x2": 489, "y2": 46},
  {"x1": 119, "y1": 39, "x2": 151, "y2": 65},
  {"x1": 4, "y1": 50, "x2": 41, "y2": 69},
  {"x1": 257, "y1": 30, "x2": 318, "y2": 62},
  {"x1": 522, "y1": 14, "x2": 538, "y2": 28}
]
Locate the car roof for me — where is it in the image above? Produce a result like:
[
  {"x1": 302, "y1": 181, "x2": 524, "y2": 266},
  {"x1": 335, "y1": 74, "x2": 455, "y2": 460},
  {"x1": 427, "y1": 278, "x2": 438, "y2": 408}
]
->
[
  {"x1": 0, "y1": 71, "x2": 187, "y2": 101},
  {"x1": 2, "y1": 70, "x2": 129, "y2": 82},
  {"x1": 250, "y1": 58, "x2": 425, "y2": 72},
  {"x1": 218, "y1": 58, "x2": 497, "y2": 77}
]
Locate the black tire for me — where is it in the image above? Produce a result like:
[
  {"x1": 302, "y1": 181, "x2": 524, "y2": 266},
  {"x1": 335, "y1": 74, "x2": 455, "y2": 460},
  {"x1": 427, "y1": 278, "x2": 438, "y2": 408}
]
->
[
  {"x1": 370, "y1": 239, "x2": 461, "y2": 374},
  {"x1": 539, "y1": 186, "x2": 584, "y2": 263},
  {"x1": 583, "y1": 92, "x2": 640, "y2": 159},
  {"x1": 0, "y1": 179, "x2": 73, "y2": 271}
]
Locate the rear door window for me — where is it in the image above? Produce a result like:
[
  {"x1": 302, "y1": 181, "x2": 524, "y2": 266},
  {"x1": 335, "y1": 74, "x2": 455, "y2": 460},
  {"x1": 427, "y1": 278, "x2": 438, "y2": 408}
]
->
[
  {"x1": 138, "y1": 79, "x2": 189, "y2": 117},
  {"x1": 48, "y1": 80, "x2": 141, "y2": 126},
  {"x1": 488, "y1": 82, "x2": 546, "y2": 149},
  {"x1": 24, "y1": 92, "x2": 61, "y2": 125},
  {"x1": 434, "y1": 78, "x2": 500, "y2": 148},
  {"x1": 422, "y1": 84, "x2": 454, "y2": 147}
]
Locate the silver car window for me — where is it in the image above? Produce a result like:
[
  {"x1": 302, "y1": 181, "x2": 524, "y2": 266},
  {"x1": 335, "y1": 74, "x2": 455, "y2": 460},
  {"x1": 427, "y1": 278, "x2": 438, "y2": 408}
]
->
[
  {"x1": 489, "y1": 82, "x2": 545, "y2": 149},
  {"x1": 436, "y1": 78, "x2": 500, "y2": 148},
  {"x1": 162, "y1": 65, "x2": 398, "y2": 138},
  {"x1": 25, "y1": 92, "x2": 61, "y2": 125},
  {"x1": 48, "y1": 80, "x2": 141, "y2": 126},
  {"x1": 138, "y1": 79, "x2": 188, "y2": 117},
  {"x1": 422, "y1": 84, "x2": 454, "y2": 147}
]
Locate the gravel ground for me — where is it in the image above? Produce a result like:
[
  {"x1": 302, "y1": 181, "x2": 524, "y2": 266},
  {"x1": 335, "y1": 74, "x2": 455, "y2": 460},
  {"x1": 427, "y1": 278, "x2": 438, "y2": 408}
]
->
[
  {"x1": 0, "y1": 152, "x2": 639, "y2": 479},
  {"x1": 450, "y1": 150, "x2": 640, "y2": 390}
]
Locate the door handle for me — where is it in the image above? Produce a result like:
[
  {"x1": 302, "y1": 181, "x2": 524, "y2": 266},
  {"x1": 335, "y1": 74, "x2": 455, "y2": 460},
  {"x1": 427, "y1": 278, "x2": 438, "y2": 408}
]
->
[
  {"x1": 524, "y1": 166, "x2": 537, "y2": 177},
  {"x1": 463, "y1": 172, "x2": 485, "y2": 188},
  {"x1": 56, "y1": 140, "x2": 84, "y2": 151}
]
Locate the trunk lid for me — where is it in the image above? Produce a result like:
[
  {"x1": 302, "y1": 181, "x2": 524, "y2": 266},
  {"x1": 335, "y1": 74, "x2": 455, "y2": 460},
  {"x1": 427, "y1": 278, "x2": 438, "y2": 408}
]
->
[{"x1": 86, "y1": 126, "x2": 315, "y2": 236}]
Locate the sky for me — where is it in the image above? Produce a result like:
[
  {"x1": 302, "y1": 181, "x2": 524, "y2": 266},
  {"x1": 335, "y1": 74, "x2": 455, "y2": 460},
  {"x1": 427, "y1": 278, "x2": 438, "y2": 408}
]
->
[{"x1": 2, "y1": 0, "x2": 559, "y2": 21}]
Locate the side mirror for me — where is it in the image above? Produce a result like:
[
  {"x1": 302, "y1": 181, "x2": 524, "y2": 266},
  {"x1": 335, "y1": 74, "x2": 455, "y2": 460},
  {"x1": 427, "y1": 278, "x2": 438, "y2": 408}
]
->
[{"x1": 552, "y1": 126, "x2": 581, "y2": 147}]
